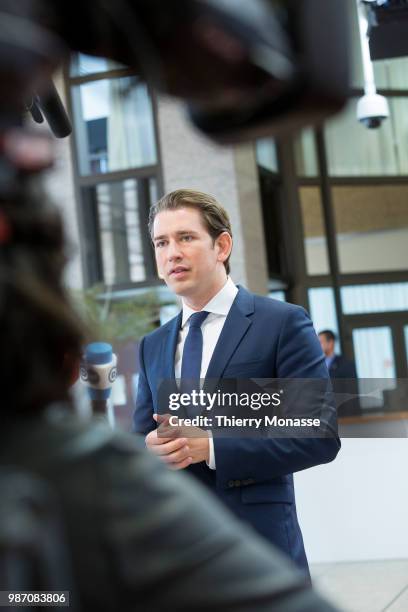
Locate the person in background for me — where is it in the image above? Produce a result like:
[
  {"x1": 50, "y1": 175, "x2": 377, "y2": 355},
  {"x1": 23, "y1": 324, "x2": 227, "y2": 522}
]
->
[
  {"x1": 318, "y1": 330, "x2": 358, "y2": 379},
  {"x1": 318, "y1": 330, "x2": 359, "y2": 417}
]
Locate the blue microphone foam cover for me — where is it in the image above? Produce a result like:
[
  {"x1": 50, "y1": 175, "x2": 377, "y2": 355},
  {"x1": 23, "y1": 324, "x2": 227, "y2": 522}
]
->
[{"x1": 85, "y1": 342, "x2": 112, "y2": 365}]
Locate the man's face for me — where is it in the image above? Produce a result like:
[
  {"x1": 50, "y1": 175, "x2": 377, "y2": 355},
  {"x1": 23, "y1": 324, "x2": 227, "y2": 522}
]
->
[
  {"x1": 319, "y1": 334, "x2": 335, "y2": 357},
  {"x1": 153, "y1": 207, "x2": 227, "y2": 300}
]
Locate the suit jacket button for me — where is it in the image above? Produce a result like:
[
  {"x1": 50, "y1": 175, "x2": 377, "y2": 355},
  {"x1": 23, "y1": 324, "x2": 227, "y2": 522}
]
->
[{"x1": 228, "y1": 480, "x2": 235, "y2": 488}]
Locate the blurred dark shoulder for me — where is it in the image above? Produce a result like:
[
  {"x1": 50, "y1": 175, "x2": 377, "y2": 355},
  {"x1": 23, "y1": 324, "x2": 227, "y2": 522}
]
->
[
  {"x1": 0, "y1": 404, "x2": 144, "y2": 468},
  {"x1": 0, "y1": 405, "x2": 154, "y2": 517}
]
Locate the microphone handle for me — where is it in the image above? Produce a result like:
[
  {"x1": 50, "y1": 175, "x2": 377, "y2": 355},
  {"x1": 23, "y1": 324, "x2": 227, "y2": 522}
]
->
[
  {"x1": 36, "y1": 80, "x2": 72, "y2": 138},
  {"x1": 91, "y1": 399, "x2": 109, "y2": 415}
]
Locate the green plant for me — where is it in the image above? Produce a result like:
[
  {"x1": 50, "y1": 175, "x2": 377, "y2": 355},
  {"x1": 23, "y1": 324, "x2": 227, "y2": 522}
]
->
[{"x1": 71, "y1": 285, "x2": 166, "y2": 345}]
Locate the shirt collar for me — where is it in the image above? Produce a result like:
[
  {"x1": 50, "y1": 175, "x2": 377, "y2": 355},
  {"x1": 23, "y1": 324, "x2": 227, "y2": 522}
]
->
[{"x1": 181, "y1": 277, "x2": 238, "y2": 328}]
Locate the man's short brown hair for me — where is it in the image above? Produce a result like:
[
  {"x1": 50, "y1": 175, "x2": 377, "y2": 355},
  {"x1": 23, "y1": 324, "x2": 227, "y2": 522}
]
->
[
  {"x1": 149, "y1": 189, "x2": 233, "y2": 274},
  {"x1": 318, "y1": 330, "x2": 336, "y2": 343}
]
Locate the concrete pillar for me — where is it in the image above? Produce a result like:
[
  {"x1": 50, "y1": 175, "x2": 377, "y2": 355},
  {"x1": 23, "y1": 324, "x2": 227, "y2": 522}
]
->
[{"x1": 156, "y1": 97, "x2": 268, "y2": 294}]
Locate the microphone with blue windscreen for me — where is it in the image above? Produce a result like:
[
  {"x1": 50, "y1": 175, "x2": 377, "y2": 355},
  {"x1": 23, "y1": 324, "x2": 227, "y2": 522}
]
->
[{"x1": 80, "y1": 343, "x2": 117, "y2": 416}]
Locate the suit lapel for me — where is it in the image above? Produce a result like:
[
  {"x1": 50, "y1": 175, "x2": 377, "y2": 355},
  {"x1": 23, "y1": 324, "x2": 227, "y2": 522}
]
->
[
  {"x1": 156, "y1": 312, "x2": 182, "y2": 417},
  {"x1": 162, "y1": 311, "x2": 182, "y2": 381},
  {"x1": 205, "y1": 286, "x2": 254, "y2": 381},
  {"x1": 159, "y1": 289, "x2": 254, "y2": 415}
]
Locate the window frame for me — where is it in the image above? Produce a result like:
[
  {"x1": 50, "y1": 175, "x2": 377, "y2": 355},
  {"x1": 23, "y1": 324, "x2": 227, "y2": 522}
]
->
[
  {"x1": 290, "y1": 95, "x2": 408, "y2": 371},
  {"x1": 65, "y1": 57, "x2": 164, "y2": 291}
]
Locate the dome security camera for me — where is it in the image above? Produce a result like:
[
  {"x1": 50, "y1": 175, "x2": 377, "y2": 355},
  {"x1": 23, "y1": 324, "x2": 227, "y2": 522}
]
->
[
  {"x1": 356, "y1": 0, "x2": 390, "y2": 129},
  {"x1": 356, "y1": 93, "x2": 389, "y2": 129}
]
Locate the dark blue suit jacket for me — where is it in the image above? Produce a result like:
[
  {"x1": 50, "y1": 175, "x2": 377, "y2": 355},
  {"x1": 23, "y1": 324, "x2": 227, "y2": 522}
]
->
[
  {"x1": 133, "y1": 286, "x2": 340, "y2": 574},
  {"x1": 329, "y1": 355, "x2": 358, "y2": 379}
]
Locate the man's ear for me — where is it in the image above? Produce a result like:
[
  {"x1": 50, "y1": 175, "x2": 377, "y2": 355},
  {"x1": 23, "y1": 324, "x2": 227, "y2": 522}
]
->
[{"x1": 216, "y1": 231, "x2": 232, "y2": 263}]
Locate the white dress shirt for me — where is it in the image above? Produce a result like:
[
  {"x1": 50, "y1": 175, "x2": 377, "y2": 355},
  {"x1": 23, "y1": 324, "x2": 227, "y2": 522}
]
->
[{"x1": 175, "y1": 277, "x2": 238, "y2": 469}]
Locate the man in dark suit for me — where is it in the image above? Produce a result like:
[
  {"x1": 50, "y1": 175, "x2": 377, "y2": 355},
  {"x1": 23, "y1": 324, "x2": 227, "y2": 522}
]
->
[
  {"x1": 318, "y1": 330, "x2": 359, "y2": 416},
  {"x1": 134, "y1": 189, "x2": 340, "y2": 577},
  {"x1": 318, "y1": 330, "x2": 358, "y2": 380}
]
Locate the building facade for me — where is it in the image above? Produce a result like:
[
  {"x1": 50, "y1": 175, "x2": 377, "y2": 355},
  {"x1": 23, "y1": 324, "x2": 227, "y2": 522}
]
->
[{"x1": 43, "y1": 0, "x2": 408, "y2": 423}]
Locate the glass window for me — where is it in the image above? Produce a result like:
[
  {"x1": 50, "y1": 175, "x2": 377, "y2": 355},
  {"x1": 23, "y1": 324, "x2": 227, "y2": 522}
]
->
[
  {"x1": 374, "y1": 58, "x2": 408, "y2": 90},
  {"x1": 353, "y1": 327, "x2": 396, "y2": 378},
  {"x1": 70, "y1": 54, "x2": 125, "y2": 77},
  {"x1": 256, "y1": 139, "x2": 278, "y2": 173},
  {"x1": 352, "y1": 335, "x2": 398, "y2": 411},
  {"x1": 349, "y1": 0, "x2": 408, "y2": 90},
  {"x1": 72, "y1": 76, "x2": 157, "y2": 175},
  {"x1": 333, "y1": 184, "x2": 408, "y2": 274},
  {"x1": 68, "y1": 55, "x2": 160, "y2": 290},
  {"x1": 269, "y1": 291, "x2": 286, "y2": 302},
  {"x1": 342, "y1": 283, "x2": 408, "y2": 314},
  {"x1": 294, "y1": 129, "x2": 318, "y2": 177},
  {"x1": 308, "y1": 287, "x2": 339, "y2": 339},
  {"x1": 352, "y1": 327, "x2": 396, "y2": 409},
  {"x1": 299, "y1": 187, "x2": 330, "y2": 275},
  {"x1": 325, "y1": 98, "x2": 408, "y2": 177},
  {"x1": 82, "y1": 177, "x2": 156, "y2": 285}
]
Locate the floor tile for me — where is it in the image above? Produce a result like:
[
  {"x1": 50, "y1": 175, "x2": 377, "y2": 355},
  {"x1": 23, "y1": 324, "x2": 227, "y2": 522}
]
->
[
  {"x1": 311, "y1": 563, "x2": 338, "y2": 580},
  {"x1": 385, "y1": 585, "x2": 408, "y2": 612},
  {"x1": 312, "y1": 560, "x2": 408, "y2": 612}
]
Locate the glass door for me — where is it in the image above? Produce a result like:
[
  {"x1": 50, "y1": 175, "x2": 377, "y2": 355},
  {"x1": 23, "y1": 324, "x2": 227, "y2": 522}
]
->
[{"x1": 344, "y1": 313, "x2": 408, "y2": 412}]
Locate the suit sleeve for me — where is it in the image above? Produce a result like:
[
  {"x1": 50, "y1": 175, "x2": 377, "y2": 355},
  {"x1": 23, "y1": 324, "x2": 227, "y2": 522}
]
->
[
  {"x1": 132, "y1": 337, "x2": 156, "y2": 436},
  {"x1": 213, "y1": 306, "x2": 341, "y2": 489}
]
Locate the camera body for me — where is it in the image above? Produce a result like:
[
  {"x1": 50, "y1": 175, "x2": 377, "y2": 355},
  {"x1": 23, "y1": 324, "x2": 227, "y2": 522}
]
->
[{"x1": 357, "y1": 93, "x2": 389, "y2": 128}]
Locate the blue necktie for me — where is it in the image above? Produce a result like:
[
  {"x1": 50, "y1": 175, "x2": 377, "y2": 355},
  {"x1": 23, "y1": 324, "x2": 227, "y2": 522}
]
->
[{"x1": 180, "y1": 311, "x2": 209, "y2": 398}]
